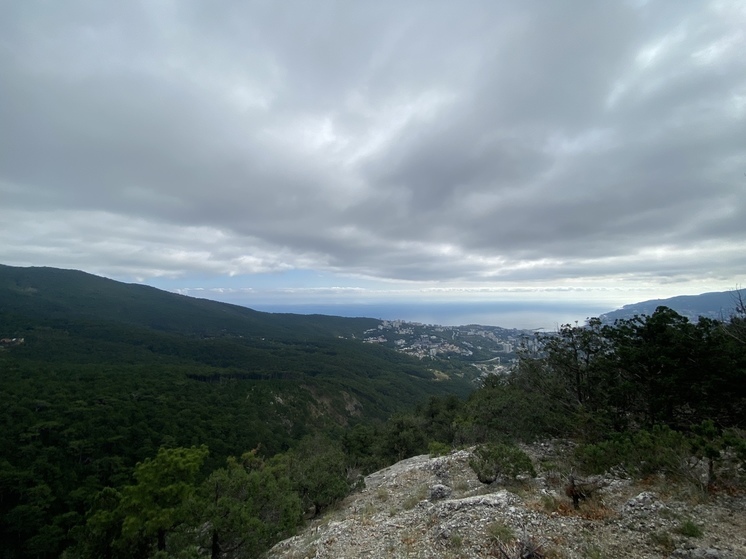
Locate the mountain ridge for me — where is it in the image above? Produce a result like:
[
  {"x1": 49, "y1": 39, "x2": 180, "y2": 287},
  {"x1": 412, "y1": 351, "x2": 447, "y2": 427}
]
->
[
  {"x1": 599, "y1": 290, "x2": 742, "y2": 323},
  {"x1": 0, "y1": 263, "x2": 383, "y2": 339},
  {"x1": 4, "y1": 264, "x2": 741, "y2": 333},
  {"x1": 0, "y1": 263, "x2": 479, "y2": 429}
]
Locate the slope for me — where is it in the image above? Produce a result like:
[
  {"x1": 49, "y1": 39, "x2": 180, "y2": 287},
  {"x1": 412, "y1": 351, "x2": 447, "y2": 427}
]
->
[
  {"x1": 599, "y1": 290, "x2": 741, "y2": 323},
  {"x1": 0, "y1": 264, "x2": 477, "y2": 557},
  {"x1": 0, "y1": 263, "x2": 379, "y2": 338}
]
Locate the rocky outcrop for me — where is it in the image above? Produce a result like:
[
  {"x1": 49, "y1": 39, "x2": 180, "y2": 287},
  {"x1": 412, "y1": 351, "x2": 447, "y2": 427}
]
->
[{"x1": 265, "y1": 445, "x2": 746, "y2": 559}]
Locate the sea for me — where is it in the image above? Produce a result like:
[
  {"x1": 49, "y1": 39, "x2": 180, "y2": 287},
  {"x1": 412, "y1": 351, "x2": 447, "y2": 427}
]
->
[{"x1": 244, "y1": 301, "x2": 612, "y2": 331}]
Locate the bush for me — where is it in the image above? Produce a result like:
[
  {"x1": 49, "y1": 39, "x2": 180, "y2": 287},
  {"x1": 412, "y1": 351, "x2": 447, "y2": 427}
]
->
[
  {"x1": 676, "y1": 519, "x2": 704, "y2": 538},
  {"x1": 469, "y1": 443, "x2": 536, "y2": 484},
  {"x1": 428, "y1": 441, "x2": 451, "y2": 456},
  {"x1": 648, "y1": 531, "x2": 675, "y2": 553},
  {"x1": 486, "y1": 521, "x2": 514, "y2": 543},
  {"x1": 575, "y1": 425, "x2": 689, "y2": 477}
]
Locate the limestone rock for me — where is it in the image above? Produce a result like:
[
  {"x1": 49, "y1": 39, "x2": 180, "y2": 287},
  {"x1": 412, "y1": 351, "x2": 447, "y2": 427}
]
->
[{"x1": 265, "y1": 444, "x2": 746, "y2": 559}]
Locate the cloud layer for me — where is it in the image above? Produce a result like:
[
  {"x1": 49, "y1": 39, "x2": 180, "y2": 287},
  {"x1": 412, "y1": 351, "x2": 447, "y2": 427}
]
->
[{"x1": 2, "y1": 1, "x2": 745, "y2": 302}]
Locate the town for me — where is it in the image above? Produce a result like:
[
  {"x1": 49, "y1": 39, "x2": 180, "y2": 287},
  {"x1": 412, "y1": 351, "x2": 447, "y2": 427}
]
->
[{"x1": 361, "y1": 319, "x2": 540, "y2": 379}]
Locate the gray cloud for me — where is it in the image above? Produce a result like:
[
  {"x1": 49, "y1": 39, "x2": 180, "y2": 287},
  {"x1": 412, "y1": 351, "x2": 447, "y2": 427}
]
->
[{"x1": 1, "y1": 0, "x2": 744, "y2": 294}]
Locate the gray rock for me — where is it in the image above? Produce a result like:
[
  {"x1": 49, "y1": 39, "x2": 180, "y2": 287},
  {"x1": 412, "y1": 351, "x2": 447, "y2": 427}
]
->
[
  {"x1": 672, "y1": 548, "x2": 734, "y2": 559},
  {"x1": 623, "y1": 491, "x2": 667, "y2": 515},
  {"x1": 266, "y1": 445, "x2": 746, "y2": 559},
  {"x1": 428, "y1": 457, "x2": 452, "y2": 483},
  {"x1": 429, "y1": 483, "x2": 452, "y2": 500}
]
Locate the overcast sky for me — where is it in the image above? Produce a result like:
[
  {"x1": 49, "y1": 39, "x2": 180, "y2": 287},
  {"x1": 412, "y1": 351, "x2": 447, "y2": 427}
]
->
[{"x1": 2, "y1": 1, "x2": 745, "y2": 324}]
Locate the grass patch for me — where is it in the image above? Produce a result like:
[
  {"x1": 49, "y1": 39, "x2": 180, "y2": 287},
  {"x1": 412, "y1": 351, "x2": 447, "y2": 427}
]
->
[
  {"x1": 676, "y1": 519, "x2": 704, "y2": 538},
  {"x1": 448, "y1": 534, "x2": 463, "y2": 549},
  {"x1": 360, "y1": 502, "x2": 376, "y2": 518},
  {"x1": 648, "y1": 531, "x2": 675, "y2": 553},
  {"x1": 582, "y1": 544, "x2": 605, "y2": 559},
  {"x1": 402, "y1": 485, "x2": 428, "y2": 510},
  {"x1": 454, "y1": 479, "x2": 470, "y2": 493},
  {"x1": 486, "y1": 521, "x2": 514, "y2": 543},
  {"x1": 533, "y1": 493, "x2": 615, "y2": 520}
]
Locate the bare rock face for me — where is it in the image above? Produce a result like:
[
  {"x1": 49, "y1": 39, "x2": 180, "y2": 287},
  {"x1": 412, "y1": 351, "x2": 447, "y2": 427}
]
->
[{"x1": 265, "y1": 444, "x2": 746, "y2": 559}]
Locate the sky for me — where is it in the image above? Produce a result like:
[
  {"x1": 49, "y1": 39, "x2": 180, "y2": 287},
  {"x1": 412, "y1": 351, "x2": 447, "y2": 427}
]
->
[{"x1": 1, "y1": 1, "x2": 745, "y2": 328}]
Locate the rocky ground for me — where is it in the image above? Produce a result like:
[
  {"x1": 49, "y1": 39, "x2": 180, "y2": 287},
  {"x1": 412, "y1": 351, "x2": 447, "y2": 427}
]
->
[{"x1": 265, "y1": 443, "x2": 746, "y2": 559}]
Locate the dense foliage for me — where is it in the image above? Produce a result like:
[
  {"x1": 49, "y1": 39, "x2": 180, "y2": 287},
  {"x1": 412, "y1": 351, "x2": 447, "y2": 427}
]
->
[
  {"x1": 1, "y1": 263, "x2": 744, "y2": 559},
  {"x1": 0, "y1": 265, "x2": 476, "y2": 559},
  {"x1": 340, "y1": 305, "x2": 746, "y2": 485},
  {"x1": 530, "y1": 308, "x2": 745, "y2": 433},
  {"x1": 374, "y1": 304, "x2": 746, "y2": 489}
]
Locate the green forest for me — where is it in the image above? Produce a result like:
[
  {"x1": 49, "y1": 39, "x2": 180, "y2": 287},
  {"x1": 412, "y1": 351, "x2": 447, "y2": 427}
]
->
[{"x1": 1, "y1": 266, "x2": 745, "y2": 559}]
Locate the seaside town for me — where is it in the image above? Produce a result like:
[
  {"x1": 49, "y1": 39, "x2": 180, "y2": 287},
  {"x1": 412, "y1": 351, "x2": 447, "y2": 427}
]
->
[{"x1": 361, "y1": 319, "x2": 540, "y2": 378}]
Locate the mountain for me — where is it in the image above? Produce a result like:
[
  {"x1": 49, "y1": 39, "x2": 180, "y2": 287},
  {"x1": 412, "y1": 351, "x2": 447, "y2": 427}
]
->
[
  {"x1": 0, "y1": 264, "x2": 480, "y2": 558},
  {"x1": 0, "y1": 263, "x2": 478, "y2": 465},
  {"x1": 599, "y1": 290, "x2": 742, "y2": 323},
  {"x1": 0, "y1": 263, "x2": 382, "y2": 338}
]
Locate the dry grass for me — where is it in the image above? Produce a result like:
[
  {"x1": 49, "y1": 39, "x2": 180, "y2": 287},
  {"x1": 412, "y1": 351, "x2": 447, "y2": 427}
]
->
[{"x1": 529, "y1": 493, "x2": 616, "y2": 521}]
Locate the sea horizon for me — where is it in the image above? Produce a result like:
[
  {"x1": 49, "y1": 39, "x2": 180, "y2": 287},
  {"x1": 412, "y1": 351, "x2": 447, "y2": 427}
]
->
[{"x1": 241, "y1": 300, "x2": 612, "y2": 331}]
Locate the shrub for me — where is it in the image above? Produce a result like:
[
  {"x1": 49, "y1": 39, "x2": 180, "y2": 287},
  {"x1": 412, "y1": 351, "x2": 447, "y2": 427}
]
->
[
  {"x1": 486, "y1": 521, "x2": 514, "y2": 543},
  {"x1": 402, "y1": 486, "x2": 428, "y2": 510},
  {"x1": 676, "y1": 519, "x2": 704, "y2": 538},
  {"x1": 428, "y1": 441, "x2": 451, "y2": 456},
  {"x1": 448, "y1": 533, "x2": 463, "y2": 549},
  {"x1": 492, "y1": 534, "x2": 547, "y2": 559},
  {"x1": 469, "y1": 443, "x2": 536, "y2": 484},
  {"x1": 575, "y1": 425, "x2": 689, "y2": 477},
  {"x1": 648, "y1": 531, "x2": 675, "y2": 553}
]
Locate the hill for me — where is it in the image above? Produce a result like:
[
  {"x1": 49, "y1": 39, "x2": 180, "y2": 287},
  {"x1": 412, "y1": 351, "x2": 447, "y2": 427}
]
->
[
  {"x1": 0, "y1": 263, "x2": 381, "y2": 338},
  {"x1": 3, "y1": 265, "x2": 744, "y2": 558},
  {"x1": 599, "y1": 290, "x2": 742, "y2": 323},
  {"x1": 0, "y1": 264, "x2": 478, "y2": 424},
  {"x1": 0, "y1": 263, "x2": 532, "y2": 365},
  {"x1": 0, "y1": 264, "x2": 477, "y2": 557}
]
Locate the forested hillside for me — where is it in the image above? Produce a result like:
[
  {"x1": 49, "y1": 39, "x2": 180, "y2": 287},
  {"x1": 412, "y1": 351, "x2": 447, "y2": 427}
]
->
[
  {"x1": 1, "y1": 265, "x2": 744, "y2": 559},
  {"x1": 0, "y1": 264, "x2": 383, "y2": 338},
  {"x1": 599, "y1": 290, "x2": 740, "y2": 323},
  {"x1": 0, "y1": 265, "x2": 475, "y2": 558}
]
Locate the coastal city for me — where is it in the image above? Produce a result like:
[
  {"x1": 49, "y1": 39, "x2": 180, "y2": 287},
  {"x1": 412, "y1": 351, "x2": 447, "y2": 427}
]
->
[{"x1": 362, "y1": 319, "x2": 541, "y2": 378}]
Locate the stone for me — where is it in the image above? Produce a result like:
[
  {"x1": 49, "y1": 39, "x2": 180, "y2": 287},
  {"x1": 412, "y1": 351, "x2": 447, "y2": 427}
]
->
[
  {"x1": 429, "y1": 484, "x2": 452, "y2": 500},
  {"x1": 265, "y1": 445, "x2": 746, "y2": 559}
]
